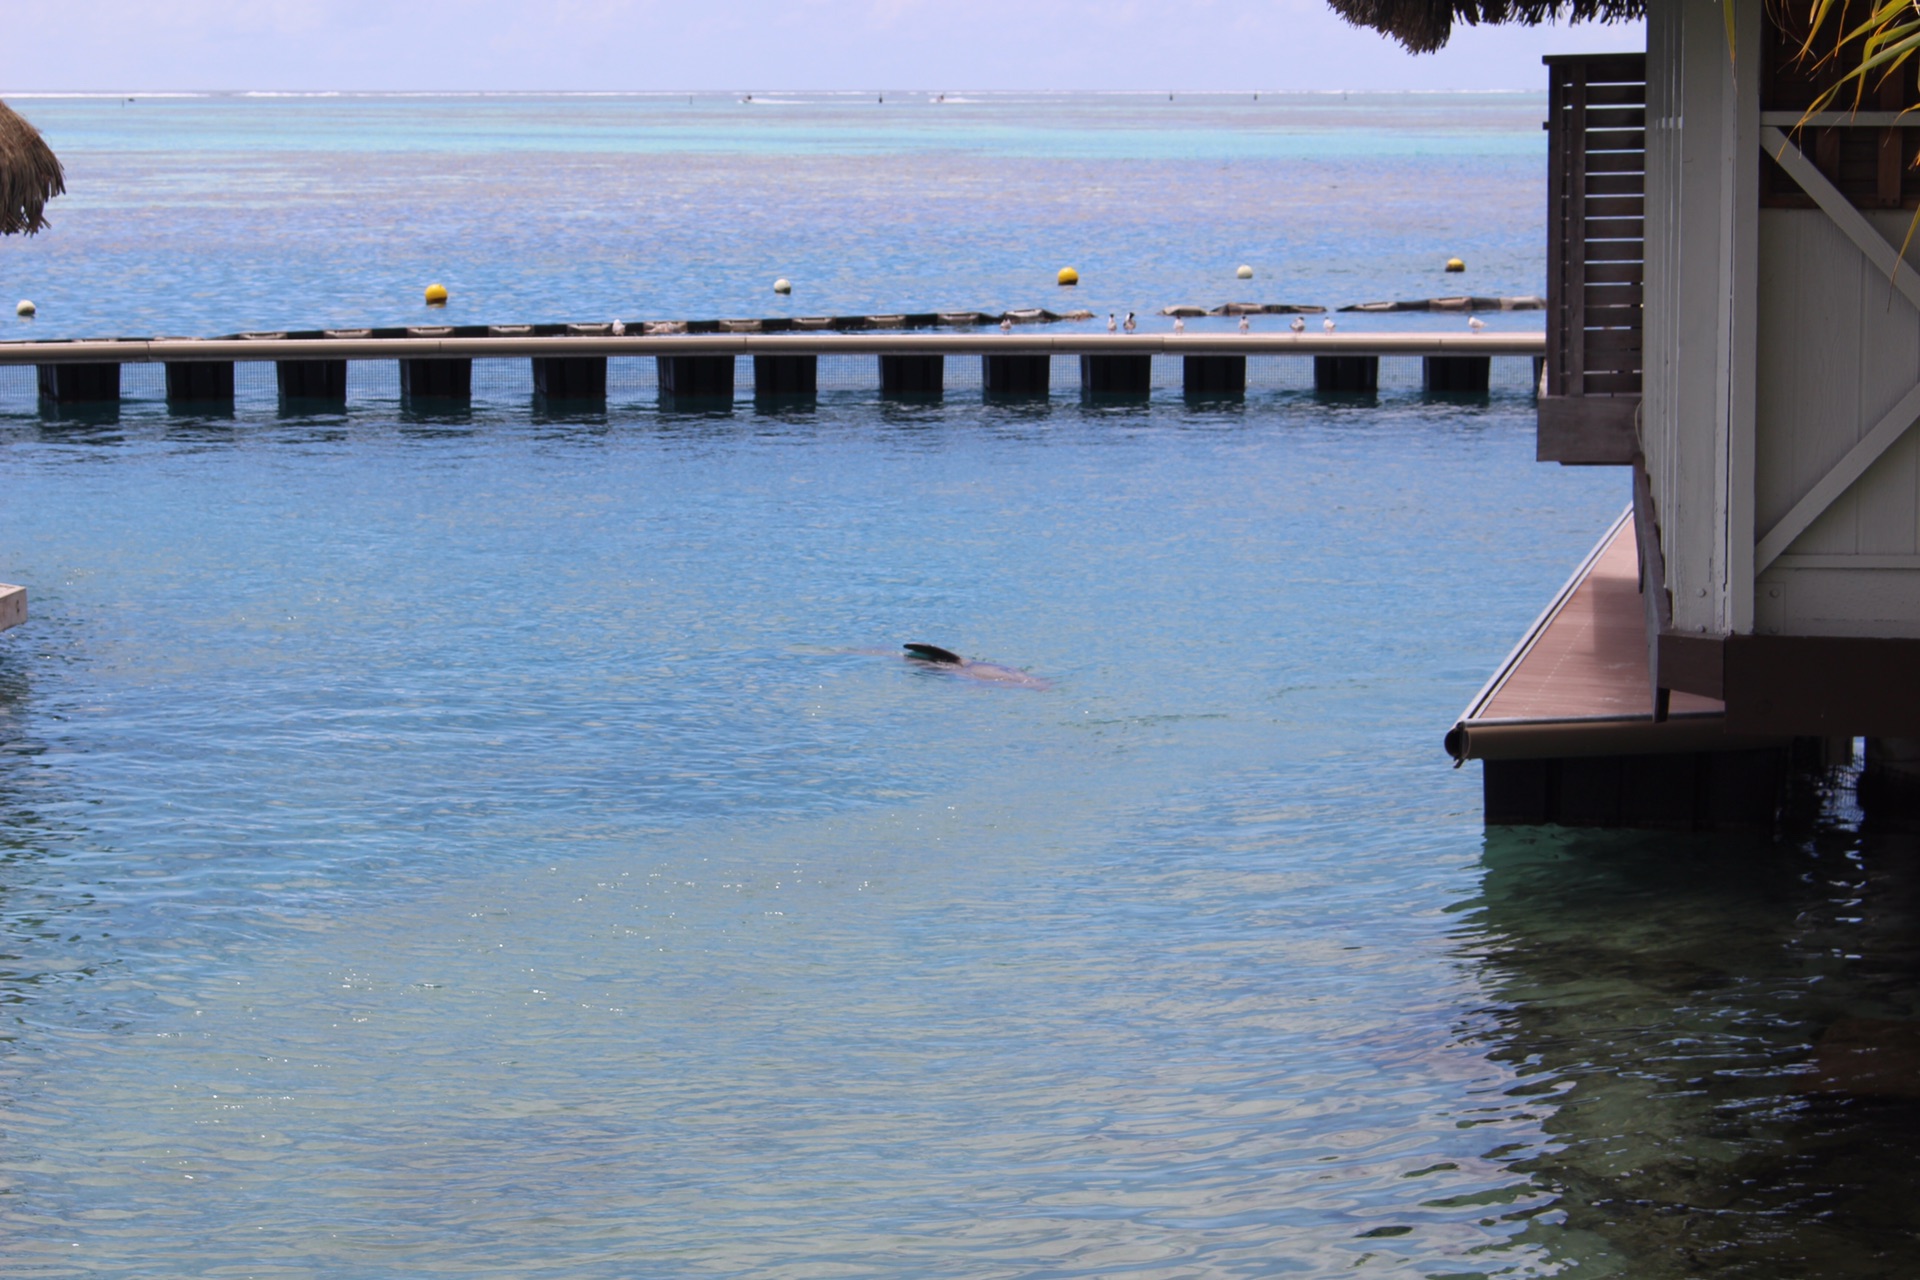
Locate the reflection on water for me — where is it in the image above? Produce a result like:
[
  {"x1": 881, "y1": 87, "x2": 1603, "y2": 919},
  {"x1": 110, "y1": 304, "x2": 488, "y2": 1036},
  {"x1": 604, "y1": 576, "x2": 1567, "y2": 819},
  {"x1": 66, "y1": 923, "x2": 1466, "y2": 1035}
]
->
[{"x1": 1461, "y1": 780, "x2": 1920, "y2": 1276}]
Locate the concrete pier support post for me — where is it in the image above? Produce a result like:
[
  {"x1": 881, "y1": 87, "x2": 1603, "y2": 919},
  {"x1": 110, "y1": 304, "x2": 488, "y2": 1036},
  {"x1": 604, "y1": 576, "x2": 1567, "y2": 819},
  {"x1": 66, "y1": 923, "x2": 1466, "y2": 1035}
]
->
[
  {"x1": 983, "y1": 354, "x2": 1049, "y2": 396},
  {"x1": 1314, "y1": 355, "x2": 1379, "y2": 393},
  {"x1": 1080, "y1": 354, "x2": 1153, "y2": 396},
  {"x1": 753, "y1": 354, "x2": 817, "y2": 397},
  {"x1": 36, "y1": 363, "x2": 120, "y2": 404},
  {"x1": 1863, "y1": 739, "x2": 1920, "y2": 813},
  {"x1": 657, "y1": 355, "x2": 736, "y2": 398},
  {"x1": 531, "y1": 356, "x2": 607, "y2": 400},
  {"x1": 164, "y1": 361, "x2": 235, "y2": 405},
  {"x1": 879, "y1": 354, "x2": 943, "y2": 396},
  {"x1": 1425, "y1": 355, "x2": 1491, "y2": 393},
  {"x1": 277, "y1": 359, "x2": 347, "y2": 402},
  {"x1": 399, "y1": 358, "x2": 473, "y2": 403},
  {"x1": 1183, "y1": 355, "x2": 1246, "y2": 396}
]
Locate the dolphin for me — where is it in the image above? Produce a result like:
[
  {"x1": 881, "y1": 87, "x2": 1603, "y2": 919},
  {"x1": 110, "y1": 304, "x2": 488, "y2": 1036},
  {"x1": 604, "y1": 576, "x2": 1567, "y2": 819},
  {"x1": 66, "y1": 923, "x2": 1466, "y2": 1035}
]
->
[{"x1": 902, "y1": 642, "x2": 1050, "y2": 689}]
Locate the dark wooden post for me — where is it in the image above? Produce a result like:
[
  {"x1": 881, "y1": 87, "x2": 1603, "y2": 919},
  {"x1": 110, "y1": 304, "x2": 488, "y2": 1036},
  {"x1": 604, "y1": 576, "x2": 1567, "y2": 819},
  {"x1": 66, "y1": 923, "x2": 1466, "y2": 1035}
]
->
[
  {"x1": 532, "y1": 356, "x2": 607, "y2": 399},
  {"x1": 1314, "y1": 355, "x2": 1378, "y2": 393},
  {"x1": 879, "y1": 354, "x2": 943, "y2": 395},
  {"x1": 164, "y1": 361, "x2": 235, "y2": 405},
  {"x1": 1079, "y1": 354, "x2": 1153, "y2": 396},
  {"x1": 657, "y1": 355, "x2": 736, "y2": 397},
  {"x1": 277, "y1": 360, "x2": 347, "y2": 402},
  {"x1": 36, "y1": 363, "x2": 120, "y2": 404},
  {"x1": 754, "y1": 354, "x2": 817, "y2": 397},
  {"x1": 983, "y1": 354, "x2": 1050, "y2": 396},
  {"x1": 1183, "y1": 355, "x2": 1246, "y2": 396},
  {"x1": 1424, "y1": 355, "x2": 1491, "y2": 393},
  {"x1": 399, "y1": 358, "x2": 472, "y2": 402}
]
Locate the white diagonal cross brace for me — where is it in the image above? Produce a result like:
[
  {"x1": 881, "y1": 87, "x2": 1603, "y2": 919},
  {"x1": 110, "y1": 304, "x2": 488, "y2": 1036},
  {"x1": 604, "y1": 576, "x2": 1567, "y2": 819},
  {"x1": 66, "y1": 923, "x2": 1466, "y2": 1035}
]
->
[{"x1": 1753, "y1": 126, "x2": 1920, "y2": 573}]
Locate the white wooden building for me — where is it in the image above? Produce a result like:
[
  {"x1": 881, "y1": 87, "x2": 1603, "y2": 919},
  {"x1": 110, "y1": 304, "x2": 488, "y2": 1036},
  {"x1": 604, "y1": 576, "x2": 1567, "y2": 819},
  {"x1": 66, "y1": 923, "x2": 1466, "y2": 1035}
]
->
[{"x1": 1380, "y1": 0, "x2": 1920, "y2": 824}]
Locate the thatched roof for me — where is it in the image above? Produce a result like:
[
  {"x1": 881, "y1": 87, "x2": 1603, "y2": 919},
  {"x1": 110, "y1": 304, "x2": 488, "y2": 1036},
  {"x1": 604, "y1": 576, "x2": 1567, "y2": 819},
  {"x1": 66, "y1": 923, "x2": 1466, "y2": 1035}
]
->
[
  {"x1": 1327, "y1": 0, "x2": 1646, "y2": 53},
  {"x1": 0, "y1": 99, "x2": 65, "y2": 236}
]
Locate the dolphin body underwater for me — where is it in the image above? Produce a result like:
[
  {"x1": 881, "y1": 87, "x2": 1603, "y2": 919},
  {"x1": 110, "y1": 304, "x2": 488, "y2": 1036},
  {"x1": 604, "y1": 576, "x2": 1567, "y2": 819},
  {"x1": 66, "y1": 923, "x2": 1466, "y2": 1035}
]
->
[{"x1": 902, "y1": 643, "x2": 1050, "y2": 689}]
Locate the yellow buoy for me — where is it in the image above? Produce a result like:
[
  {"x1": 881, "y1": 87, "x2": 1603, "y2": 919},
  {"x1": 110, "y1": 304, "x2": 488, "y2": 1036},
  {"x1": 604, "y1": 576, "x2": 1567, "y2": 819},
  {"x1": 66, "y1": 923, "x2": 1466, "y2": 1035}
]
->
[
  {"x1": 1235, "y1": 264, "x2": 1254, "y2": 280},
  {"x1": 424, "y1": 282, "x2": 449, "y2": 305},
  {"x1": 1057, "y1": 267, "x2": 1079, "y2": 287},
  {"x1": 1445, "y1": 257, "x2": 1465, "y2": 273},
  {"x1": 15, "y1": 299, "x2": 35, "y2": 317},
  {"x1": 773, "y1": 278, "x2": 792, "y2": 294}
]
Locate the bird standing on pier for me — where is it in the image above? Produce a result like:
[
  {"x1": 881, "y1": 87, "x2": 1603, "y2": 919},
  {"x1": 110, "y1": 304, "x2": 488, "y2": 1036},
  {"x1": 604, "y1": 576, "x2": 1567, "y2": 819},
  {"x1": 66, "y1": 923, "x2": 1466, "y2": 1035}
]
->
[
  {"x1": 1323, "y1": 316, "x2": 1336, "y2": 333},
  {"x1": 1173, "y1": 316, "x2": 1185, "y2": 334},
  {"x1": 612, "y1": 319, "x2": 626, "y2": 336},
  {"x1": 1123, "y1": 312, "x2": 1137, "y2": 333},
  {"x1": 1290, "y1": 315, "x2": 1306, "y2": 333},
  {"x1": 1000, "y1": 315, "x2": 1013, "y2": 334},
  {"x1": 1467, "y1": 315, "x2": 1486, "y2": 332},
  {"x1": 1107, "y1": 313, "x2": 1117, "y2": 332},
  {"x1": 1238, "y1": 314, "x2": 1250, "y2": 334}
]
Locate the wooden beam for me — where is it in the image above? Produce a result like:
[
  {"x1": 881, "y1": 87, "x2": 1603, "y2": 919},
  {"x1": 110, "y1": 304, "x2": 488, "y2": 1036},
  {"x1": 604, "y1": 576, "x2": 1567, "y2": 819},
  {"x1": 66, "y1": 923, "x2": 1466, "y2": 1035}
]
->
[
  {"x1": 1725, "y1": 634, "x2": 1920, "y2": 735},
  {"x1": 1753, "y1": 378, "x2": 1920, "y2": 572},
  {"x1": 1537, "y1": 394, "x2": 1638, "y2": 464},
  {"x1": 1658, "y1": 631, "x2": 1920, "y2": 736},
  {"x1": 1759, "y1": 125, "x2": 1920, "y2": 313}
]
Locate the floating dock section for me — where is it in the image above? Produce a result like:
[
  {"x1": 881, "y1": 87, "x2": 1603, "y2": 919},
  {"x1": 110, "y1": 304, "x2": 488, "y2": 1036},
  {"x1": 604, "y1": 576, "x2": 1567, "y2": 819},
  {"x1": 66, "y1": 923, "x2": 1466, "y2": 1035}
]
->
[
  {"x1": 0, "y1": 584, "x2": 24, "y2": 634},
  {"x1": 1447, "y1": 510, "x2": 1794, "y2": 828}
]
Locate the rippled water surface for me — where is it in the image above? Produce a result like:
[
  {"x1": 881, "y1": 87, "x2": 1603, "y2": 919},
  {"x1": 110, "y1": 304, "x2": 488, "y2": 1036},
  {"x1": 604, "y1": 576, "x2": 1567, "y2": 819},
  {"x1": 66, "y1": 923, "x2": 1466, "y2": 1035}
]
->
[{"x1": 0, "y1": 95, "x2": 1916, "y2": 1279}]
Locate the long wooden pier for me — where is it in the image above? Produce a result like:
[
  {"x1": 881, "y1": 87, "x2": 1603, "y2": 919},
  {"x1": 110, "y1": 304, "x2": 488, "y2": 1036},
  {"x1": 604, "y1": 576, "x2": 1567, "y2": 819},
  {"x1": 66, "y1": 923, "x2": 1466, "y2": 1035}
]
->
[
  {"x1": 1, "y1": 331, "x2": 1546, "y2": 403},
  {"x1": 0, "y1": 331, "x2": 1544, "y2": 363}
]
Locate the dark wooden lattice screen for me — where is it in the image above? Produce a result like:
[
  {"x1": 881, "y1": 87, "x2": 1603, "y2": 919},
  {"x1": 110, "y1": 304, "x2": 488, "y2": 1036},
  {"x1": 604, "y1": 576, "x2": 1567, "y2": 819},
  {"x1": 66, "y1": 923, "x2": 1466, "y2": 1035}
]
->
[{"x1": 1539, "y1": 53, "x2": 1645, "y2": 464}]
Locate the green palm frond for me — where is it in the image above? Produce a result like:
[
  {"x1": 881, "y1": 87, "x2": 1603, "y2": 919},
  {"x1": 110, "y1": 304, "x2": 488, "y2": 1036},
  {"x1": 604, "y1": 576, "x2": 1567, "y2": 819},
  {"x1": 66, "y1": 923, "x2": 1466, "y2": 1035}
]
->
[{"x1": 1797, "y1": 0, "x2": 1920, "y2": 115}]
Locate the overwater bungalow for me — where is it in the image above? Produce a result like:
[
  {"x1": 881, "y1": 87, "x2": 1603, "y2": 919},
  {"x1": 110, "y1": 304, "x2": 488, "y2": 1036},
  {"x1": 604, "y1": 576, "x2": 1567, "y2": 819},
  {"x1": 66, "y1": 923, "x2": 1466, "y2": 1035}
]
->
[
  {"x1": 1344, "y1": 1, "x2": 1920, "y2": 825},
  {"x1": 0, "y1": 98, "x2": 64, "y2": 238},
  {"x1": 0, "y1": 98, "x2": 62, "y2": 636}
]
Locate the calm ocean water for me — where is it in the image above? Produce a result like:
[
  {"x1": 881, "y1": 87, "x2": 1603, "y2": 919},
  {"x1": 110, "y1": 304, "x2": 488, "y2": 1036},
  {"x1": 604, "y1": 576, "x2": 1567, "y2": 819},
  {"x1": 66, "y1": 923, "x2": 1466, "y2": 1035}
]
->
[{"x1": 0, "y1": 94, "x2": 1914, "y2": 1278}]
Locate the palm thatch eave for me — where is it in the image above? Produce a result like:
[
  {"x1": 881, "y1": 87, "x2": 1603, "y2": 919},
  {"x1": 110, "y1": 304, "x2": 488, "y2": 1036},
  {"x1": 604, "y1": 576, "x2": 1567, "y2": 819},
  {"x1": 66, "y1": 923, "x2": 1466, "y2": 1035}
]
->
[
  {"x1": 1327, "y1": 0, "x2": 1647, "y2": 54},
  {"x1": 0, "y1": 99, "x2": 66, "y2": 236}
]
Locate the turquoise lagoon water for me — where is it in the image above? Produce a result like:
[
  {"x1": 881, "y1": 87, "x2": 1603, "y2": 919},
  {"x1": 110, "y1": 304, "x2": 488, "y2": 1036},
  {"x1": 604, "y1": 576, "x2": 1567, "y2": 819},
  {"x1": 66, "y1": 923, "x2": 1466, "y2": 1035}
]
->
[{"x1": 0, "y1": 95, "x2": 1913, "y2": 1278}]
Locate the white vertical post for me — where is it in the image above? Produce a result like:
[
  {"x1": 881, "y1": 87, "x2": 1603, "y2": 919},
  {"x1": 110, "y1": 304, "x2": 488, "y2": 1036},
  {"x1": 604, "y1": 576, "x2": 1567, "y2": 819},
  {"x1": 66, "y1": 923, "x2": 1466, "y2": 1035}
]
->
[
  {"x1": 1661, "y1": 0, "x2": 1736, "y2": 637},
  {"x1": 1719, "y1": 0, "x2": 1762, "y2": 634}
]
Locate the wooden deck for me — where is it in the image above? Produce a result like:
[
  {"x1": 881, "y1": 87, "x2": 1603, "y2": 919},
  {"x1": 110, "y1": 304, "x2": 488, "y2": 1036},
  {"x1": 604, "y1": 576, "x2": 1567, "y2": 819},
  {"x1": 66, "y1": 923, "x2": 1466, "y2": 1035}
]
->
[{"x1": 1448, "y1": 510, "x2": 1779, "y2": 762}]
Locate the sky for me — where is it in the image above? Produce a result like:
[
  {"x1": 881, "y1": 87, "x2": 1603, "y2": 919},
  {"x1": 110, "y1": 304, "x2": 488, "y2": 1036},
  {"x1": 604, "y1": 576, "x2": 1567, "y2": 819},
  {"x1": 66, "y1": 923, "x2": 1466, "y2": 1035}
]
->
[{"x1": 2, "y1": 0, "x2": 1643, "y2": 94}]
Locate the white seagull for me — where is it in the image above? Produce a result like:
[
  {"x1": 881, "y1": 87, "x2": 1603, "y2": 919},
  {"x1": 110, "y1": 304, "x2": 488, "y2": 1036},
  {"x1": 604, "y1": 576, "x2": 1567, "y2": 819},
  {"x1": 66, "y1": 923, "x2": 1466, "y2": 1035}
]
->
[
  {"x1": 1323, "y1": 316, "x2": 1337, "y2": 333},
  {"x1": 1123, "y1": 312, "x2": 1137, "y2": 333},
  {"x1": 1000, "y1": 315, "x2": 1013, "y2": 334},
  {"x1": 1289, "y1": 315, "x2": 1306, "y2": 333},
  {"x1": 1238, "y1": 314, "x2": 1251, "y2": 334},
  {"x1": 1467, "y1": 315, "x2": 1486, "y2": 332},
  {"x1": 1107, "y1": 312, "x2": 1117, "y2": 333},
  {"x1": 1173, "y1": 316, "x2": 1186, "y2": 334},
  {"x1": 611, "y1": 319, "x2": 626, "y2": 336}
]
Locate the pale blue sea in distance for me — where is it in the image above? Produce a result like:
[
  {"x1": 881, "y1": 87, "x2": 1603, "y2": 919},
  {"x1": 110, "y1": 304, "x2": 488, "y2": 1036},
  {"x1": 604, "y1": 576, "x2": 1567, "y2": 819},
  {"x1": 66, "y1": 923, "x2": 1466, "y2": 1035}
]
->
[{"x1": 0, "y1": 94, "x2": 1916, "y2": 1279}]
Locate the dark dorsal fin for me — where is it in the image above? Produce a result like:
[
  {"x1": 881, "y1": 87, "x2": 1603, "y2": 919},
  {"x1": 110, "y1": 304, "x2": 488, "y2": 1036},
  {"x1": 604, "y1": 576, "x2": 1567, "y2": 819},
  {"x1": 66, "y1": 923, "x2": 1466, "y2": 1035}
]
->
[{"x1": 903, "y1": 642, "x2": 964, "y2": 665}]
